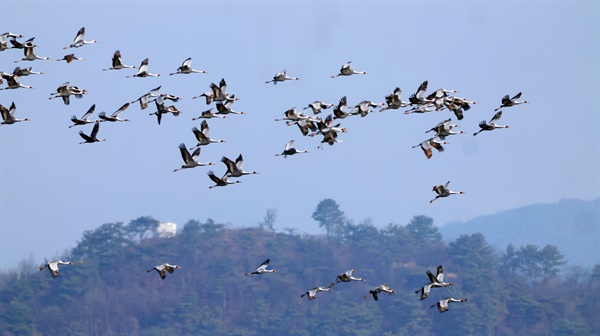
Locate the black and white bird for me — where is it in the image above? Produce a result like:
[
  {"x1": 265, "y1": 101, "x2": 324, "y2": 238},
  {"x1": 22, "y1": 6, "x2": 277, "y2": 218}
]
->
[
  {"x1": 473, "y1": 111, "x2": 509, "y2": 136},
  {"x1": 69, "y1": 104, "x2": 97, "y2": 128},
  {"x1": 1, "y1": 102, "x2": 30, "y2": 125},
  {"x1": 78, "y1": 121, "x2": 105, "y2": 144},
  {"x1": 430, "y1": 181, "x2": 465, "y2": 203},
  {"x1": 431, "y1": 297, "x2": 468, "y2": 313},
  {"x1": 147, "y1": 263, "x2": 181, "y2": 280},
  {"x1": 331, "y1": 61, "x2": 367, "y2": 78},
  {"x1": 265, "y1": 69, "x2": 299, "y2": 84},
  {"x1": 15, "y1": 45, "x2": 51, "y2": 62},
  {"x1": 364, "y1": 284, "x2": 396, "y2": 301},
  {"x1": 56, "y1": 53, "x2": 85, "y2": 63},
  {"x1": 13, "y1": 66, "x2": 43, "y2": 76},
  {"x1": 64, "y1": 27, "x2": 97, "y2": 49},
  {"x1": 174, "y1": 143, "x2": 214, "y2": 172},
  {"x1": 245, "y1": 259, "x2": 276, "y2": 276},
  {"x1": 49, "y1": 81, "x2": 87, "y2": 105},
  {"x1": 332, "y1": 96, "x2": 353, "y2": 120},
  {"x1": 98, "y1": 102, "x2": 130, "y2": 122},
  {"x1": 495, "y1": 92, "x2": 528, "y2": 111},
  {"x1": 380, "y1": 87, "x2": 410, "y2": 111},
  {"x1": 103, "y1": 50, "x2": 136, "y2": 71},
  {"x1": 408, "y1": 80, "x2": 430, "y2": 106},
  {"x1": 209, "y1": 78, "x2": 229, "y2": 102},
  {"x1": 215, "y1": 95, "x2": 244, "y2": 115},
  {"x1": 190, "y1": 120, "x2": 226, "y2": 149},
  {"x1": 304, "y1": 101, "x2": 334, "y2": 115},
  {"x1": 170, "y1": 57, "x2": 206, "y2": 75},
  {"x1": 131, "y1": 86, "x2": 161, "y2": 110},
  {"x1": 127, "y1": 58, "x2": 160, "y2": 78},
  {"x1": 0, "y1": 32, "x2": 24, "y2": 51},
  {"x1": 207, "y1": 170, "x2": 241, "y2": 189},
  {"x1": 275, "y1": 140, "x2": 308, "y2": 158},
  {"x1": 336, "y1": 269, "x2": 366, "y2": 283},
  {"x1": 0, "y1": 74, "x2": 32, "y2": 90},
  {"x1": 412, "y1": 138, "x2": 448, "y2": 159},
  {"x1": 221, "y1": 154, "x2": 258, "y2": 178},
  {"x1": 426, "y1": 118, "x2": 463, "y2": 140},
  {"x1": 415, "y1": 265, "x2": 454, "y2": 300},
  {"x1": 39, "y1": 260, "x2": 73, "y2": 278},
  {"x1": 301, "y1": 284, "x2": 334, "y2": 300},
  {"x1": 192, "y1": 108, "x2": 227, "y2": 120}
]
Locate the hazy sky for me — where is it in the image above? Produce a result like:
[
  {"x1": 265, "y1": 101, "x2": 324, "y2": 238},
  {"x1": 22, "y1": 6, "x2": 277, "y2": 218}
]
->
[{"x1": 1, "y1": 1, "x2": 598, "y2": 270}]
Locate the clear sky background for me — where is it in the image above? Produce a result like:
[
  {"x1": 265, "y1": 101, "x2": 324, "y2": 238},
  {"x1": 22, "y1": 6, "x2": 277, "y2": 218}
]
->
[{"x1": 1, "y1": 1, "x2": 598, "y2": 270}]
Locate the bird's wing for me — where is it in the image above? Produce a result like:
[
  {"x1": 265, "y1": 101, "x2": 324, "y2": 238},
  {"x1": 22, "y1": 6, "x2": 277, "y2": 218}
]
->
[
  {"x1": 179, "y1": 143, "x2": 193, "y2": 164},
  {"x1": 257, "y1": 259, "x2": 270, "y2": 271},
  {"x1": 512, "y1": 92, "x2": 522, "y2": 100},
  {"x1": 90, "y1": 122, "x2": 100, "y2": 138},
  {"x1": 73, "y1": 27, "x2": 85, "y2": 43},
  {"x1": 235, "y1": 154, "x2": 244, "y2": 170},
  {"x1": 490, "y1": 111, "x2": 503, "y2": 123},
  {"x1": 207, "y1": 171, "x2": 222, "y2": 184},
  {"x1": 138, "y1": 58, "x2": 149, "y2": 73},
  {"x1": 285, "y1": 140, "x2": 294, "y2": 151},
  {"x1": 0, "y1": 103, "x2": 9, "y2": 121},
  {"x1": 82, "y1": 104, "x2": 96, "y2": 119},
  {"x1": 444, "y1": 181, "x2": 451, "y2": 190},
  {"x1": 501, "y1": 94, "x2": 511, "y2": 105},
  {"x1": 112, "y1": 102, "x2": 130, "y2": 117},
  {"x1": 79, "y1": 131, "x2": 93, "y2": 142},
  {"x1": 182, "y1": 57, "x2": 192, "y2": 67},
  {"x1": 426, "y1": 270, "x2": 438, "y2": 284}
]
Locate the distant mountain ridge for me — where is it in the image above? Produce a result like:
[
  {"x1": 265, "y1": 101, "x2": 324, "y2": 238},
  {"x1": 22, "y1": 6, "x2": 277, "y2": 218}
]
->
[{"x1": 440, "y1": 198, "x2": 600, "y2": 267}]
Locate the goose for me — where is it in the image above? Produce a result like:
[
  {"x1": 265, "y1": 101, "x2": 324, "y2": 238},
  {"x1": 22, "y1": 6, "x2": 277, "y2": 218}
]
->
[
  {"x1": 275, "y1": 140, "x2": 308, "y2": 157},
  {"x1": 15, "y1": 45, "x2": 51, "y2": 62},
  {"x1": 275, "y1": 107, "x2": 315, "y2": 123},
  {"x1": 265, "y1": 69, "x2": 299, "y2": 84},
  {"x1": 336, "y1": 269, "x2": 365, "y2": 283},
  {"x1": 207, "y1": 170, "x2": 241, "y2": 188},
  {"x1": 431, "y1": 297, "x2": 468, "y2": 313},
  {"x1": 364, "y1": 284, "x2": 395, "y2": 301},
  {"x1": 13, "y1": 66, "x2": 43, "y2": 76},
  {"x1": 292, "y1": 119, "x2": 318, "y2": 136},
  {"x1": 0, "y1": 75, "x2": 33, "y2": 90},
  {"x1": 103, "y1": 50, "x2": 136, "y2": 71},
  {"x1": 408, "y1": 80, "x2": 430, "y2": 105},
  {"x1": 304, "y1": 101, "x2": 334, "y2": 115},
  {"x1": 215, "y1": 95, "x2": 245, "y2": 115},
  {"x1": 131, "y1": 86, "x2": 161, "y2": 110},
  {"x1": 430, "y1": 181, "x2": 465, "y2": 203},
  {"x1": 49, "y1": 82, "x2": 87, "y2": 105},
  {"x1": 332, "y1": 96, "x2": 352, "y2": 120},
  {"x1": 426, "y1": 118, "x2": 463, "y2": 140},
  {"x1": 412, "y1": 138, "x2": 448, "y2": 159},
  {"x1": 301, "y1": 283, "x2": 334, "y2": 300},
  {"x1": 98, "y1": 102, "x2": 130, "y2": 122},
  {"x1": 147, "y1": 263, "x2": 181, "y2": 280},
  {"x1": 209, "y1": 78, "x2": 229, "y2": 102},
  {"x1": 174, "y1": 143, "x2": 214, "y2": 172},
  {"x1": 190, "y1": 120, "x2": 225, "y2": 149},
  {"x1": 221, "y1": 154, "x2": 258, "y2": 178},
  {"x1": 245, "y1": 259, "x2": 276, "y2": 276},
  {"x1": 380, "y1": 87, "x2": 410, "y2": 111},
  {"x1": 192, "y1": 108, "x2": 227, "y2": 120},
  {"x1": 126, "y1": 58, "x2": 160, "y2": 78},
  {"x1": 39, "y1": 260, "x2": 73, "y2": 278},
  {"x1": 64, "y1": 27, "x2": 97, "y2": 49},
  {"x1": 331, "y1": 61, "x2": 367, "y2": 78},
  {"x1": 56, "y1": 53, "x2": 85, "y2": 63},
  {"x1": 78, "y1": 121, "x2": 105, "y2": 144},
  {"x1": 473, "y1": 111, "x2": 508, "y2": 136},
  {"x1": 170, "y1": 57, "x2": 206, "y2": 75},
  {"x1": 415, "y1": 265, "x2": 454, "y2": 300},
  {"x1": 69, "y1": 104, "x2": 98, "y2": 128},
  {"x1": 1, "y1": 102, "x2": 30, "y2": 125},
  {"x1": 495, "y1": 92, "x2": 528, "y2": 111}
]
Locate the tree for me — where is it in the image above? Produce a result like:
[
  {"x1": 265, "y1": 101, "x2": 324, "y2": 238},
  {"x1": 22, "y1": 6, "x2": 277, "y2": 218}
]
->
[
  {"x1": 258, "y1": 208, "x2": 278, "y2": 232},
  {"x1": 405, "y1": 215, "x2": 441, "y2": 243},
  {"x1": 125, "y1": 216, "x2": 159, "y2": 242},
  {"x1": 312, "y1": 199, "x2": 345, "y2": 239}
]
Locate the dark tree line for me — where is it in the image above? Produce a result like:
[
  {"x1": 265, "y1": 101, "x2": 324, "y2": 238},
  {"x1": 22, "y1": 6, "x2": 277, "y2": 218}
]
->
[{"x1": 0, "y1": 199, "x2": 597, "y2": 335}]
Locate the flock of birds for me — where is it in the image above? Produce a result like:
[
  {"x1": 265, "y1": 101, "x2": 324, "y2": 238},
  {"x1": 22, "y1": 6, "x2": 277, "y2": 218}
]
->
[{"x1": 3, "y1": 27, "x2": 529, "y2": 315}]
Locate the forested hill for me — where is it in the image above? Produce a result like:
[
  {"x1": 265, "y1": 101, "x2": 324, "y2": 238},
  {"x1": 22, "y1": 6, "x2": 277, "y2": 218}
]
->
[
  {"x1": 1, "y1": 214, "x2": 598, "y2": 335},
  {"x1": 440, "y1": 198, "x2": 600, "y2": 267}
]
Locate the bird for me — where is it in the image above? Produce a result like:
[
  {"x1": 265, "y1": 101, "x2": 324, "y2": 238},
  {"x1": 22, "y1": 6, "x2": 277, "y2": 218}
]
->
[
  {"x1": 1, "y1": 102, "x2": 30, "y2": 125},
  {"x1": 332, "y1": 96, "x2": 352, "y2": 120},
  {"x1": 39, "y1": 260, "x2": 73, "y2": 278},
  {"x1": 495, "y1": 92, "x2": 528, "y2": 111},
  {"x1": 215, "y1": 95, "x2": 244, "y2": 115},
  {"x1": 331, "y1": 61, "x2": 367, "y2": 78},
  {"x1": 274, "y1": 108, "x2": 315, "y2": 123},
  {"x1": 48, "y1": 82, "x2": 87, "y2": 105},
  {"x1": 0, "y1": 74, "x2": 32, "y2": 90},
  {"x1": 275, "y1": 140, "x2": 308, "y2": 158},
  {"x1": 209, "y1": 78, "x2": 229, "y2": 102},
  {"x1": 126, "y1": 58, "x2": 160, "y2": 78},
  {"x1": 147, "y1": 263, "x2": 181, "y2": 280},
  {"x1": 412, "y1": 138, "x2": 448, "y2": 159},
  {"x1": 301, "y1": 284, "x2": 334, "y2": 300},
  {"x1": 192, "y1": 91, "x2": 215, "y2": 105},
  {"x1": 150, "y1": 95, "x2": 181, "y2": 124},
  {"x1": 430, "y1": 181, "x2": 465, "y2": 203},
  {"x1": 131, "y1": 86, "x2": 161, "y2": 110},
  {"x1": 69, "y1": 104, "x2": 98, "y2": 128},
  {"x1": 64, "y1": 27, "x2": 97, "y2": 49},
  {"x1": 0, "y1": 32, "x2": 24, "y2": 50},
  {"x1": 78, "y1": 121, "x2": 105, "y2": 144},
  {"x1": 170, "y1": 57, "x2": 206, "y2": 75},
  {"x1": 364, "y1": 284, "x2": 396, "y2": 301},
  {"x1": 408, "y1": 80, "x2": 430, "y2": 106},
  {"x1": 426, "y1": 118, "x2": 463, "y2": 140},
  {"x1": 473, "y1": 111, "x2": 509, "y2": 136},
  {"x1": 207, "y1": 170, "x2": 241, "y2": 189},
  {"x1": 245, "y1": 259, "x2": 276, "y2": 276},
  {"x1": 310, "y1": 114, "x2": 347, "y2": 137},
  {"x1": 380, "y1": 87, "x2": 410, "y2": 111},
  {"x1": 15, "y1": 45, "x2": 51, "y2": 62},
  {"x1": 56, "y1": 53, "x2": 85, "y2": 63},
  {"x1": 349, "y1": 100, "x2": 382, "y2": 117},
  {"x1": 174, "y1": 143, "x2": 214, "y2": 172},
  {"x1": 8, "y1": 36, "x2": 35, "y2": 50},
  {"x1": 431, "y1": 297, "x2": 468, "y2": 313},
  {"x1": 13, "y1": 66, "x2": 43, "y2": 76},
  {"x1": 304, "y1": 101, "x2": 334, "y2": 115},
  {"x1": 103, "y1": 50, "x2": 136, "y2": 70},
  {"x1": 444, "y1": 97, "x2": 473, "y2": 121},
  {"x1": 291, "y1": 119, "x2": 318, "y2": 136},
  {"x1": 190, "y1": 120, "x2": 226, "y2": 149},
  {"x1": 221, "y1": 154, "x2": 258, "y2": 178},
  {"x1": 336, "y1": 269, "x2": 366, "y2": 283},
  {"x1": 192, "y1": 108, "x2": 227, "y2": 120},
  {"x1": 265, "y1": 69, "x2": 299, "y2": 84},
  {"x1": 98, "y1": 102, "x2": 130, "y2": 122},
  {"x1": 415, "y1": 265, "x2": 454, "y2": 300}
]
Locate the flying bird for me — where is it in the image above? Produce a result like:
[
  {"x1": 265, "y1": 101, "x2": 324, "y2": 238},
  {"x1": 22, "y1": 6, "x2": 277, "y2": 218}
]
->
[
  {"x1": 265, "y1": 69, "x2": 299, "y2": 84},
  {"x1": 98, "y1": 102, "x2": 130, "y2": 122},
  {"x1": 1, "y1": 102, "x2": 30, "y2": 125},
  {"x1": 49, "y1": 82, "x2": 87, "y2": 105},
  {"x1": 56, "y1": 53, "x2": 85, "y2": 63},
  {"x1": 170, "y1": 57, "x2": 206, "y2": 75},
  {"x1": 190, "y1": 120, "x2": 226, "y2": 149},
  {"x1": 331, "y1": 61, "x2": 367, "y2": 78},
  {"x1": 64, "y1": 27, "x2": 97, "y2": 49},
  {"x1": 275, "y1": 140, "x2": 308, "y2": 158},
  {"x1": 126, "y1": 58, "x2": 160, "y2": 78},
  {"x1": 336, "y1": 269, "x2": 366, "y2": 283},
  {"x1": 412, "y1": 138, "x2": 448, "y2": 159},
  {"x1": 174, "y1": 143, "x2": 213, "y2": 172},
  {"x1": 431, "y1": 298, "x2": 468, "y2": 313},
  {"x1": 364, "y1": 284, "x2": 395, "y2": 301},
  {"x1": 39, "y1": 260, "x2": 73, "y2": 278},
  {"x1": 245, "y1": 259, "x2": 276, "y2": 276},
  {"x1": 69, "y1": 104, "x2": 98, "y2": 128},
  {"x1": 415, "y1": 265, "x2": 454, "y2": 300},
  {"x1": 430, "y1": 181, "x2": 465, "y2": 203},
  {"x1": 103, "y1": 50, "x2": 136, "y2": 71},
  {"x1": 147, "y1": 263, "x2": 181, "y2": 280},
  {"x1": 78, "y1": 121, "x2": 105, "y2": 144},
  {"x1": 207, "y1": 170, "x2": 241, "y2": 189},
  {"x1": 473, "y1": 111, "x2": 509, "y2": 136},
  {"x1": 301, "y1": 284, "x2": 334, "y2": 300},
  {"x1": 495, "y1": 92, "x2": 528, "y2": 111},
  {"x1": 221, "y1": 154, "x2": 258, "y2": 178}
]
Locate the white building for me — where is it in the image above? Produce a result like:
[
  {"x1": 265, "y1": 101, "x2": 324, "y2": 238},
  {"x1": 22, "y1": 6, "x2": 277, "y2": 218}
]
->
[{"x1": 156, "y1": 222, "x2": 177, "y2": 238}]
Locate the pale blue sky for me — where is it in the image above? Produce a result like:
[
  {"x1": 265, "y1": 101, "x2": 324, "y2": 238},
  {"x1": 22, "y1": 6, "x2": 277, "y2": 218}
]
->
[{"x1": 1, "y1": 1, "x2": 598, "y2": 269}]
